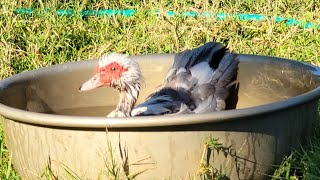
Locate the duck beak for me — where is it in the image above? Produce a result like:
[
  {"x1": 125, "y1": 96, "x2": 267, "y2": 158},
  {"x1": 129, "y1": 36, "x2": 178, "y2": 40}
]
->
[{"x1": 79, "y1": 74, "x2": 104, "y2": 92}]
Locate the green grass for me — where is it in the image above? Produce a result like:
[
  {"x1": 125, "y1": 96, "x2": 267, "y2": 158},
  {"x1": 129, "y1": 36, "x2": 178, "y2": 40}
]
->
[
  {"x1": 272, "y1": 125, "x2": 320, "y2": 179},
  {"x1": 0, "y1": 0, "x2": 320, "y2": 179},
  {"x1": 0, "y1": 119, "x2": 20, "y2": 180}
]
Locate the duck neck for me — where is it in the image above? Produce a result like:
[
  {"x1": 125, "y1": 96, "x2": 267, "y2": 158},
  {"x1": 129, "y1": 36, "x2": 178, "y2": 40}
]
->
[{"x1": 110, "y1": 82, "x2": 141, "y2": 117}]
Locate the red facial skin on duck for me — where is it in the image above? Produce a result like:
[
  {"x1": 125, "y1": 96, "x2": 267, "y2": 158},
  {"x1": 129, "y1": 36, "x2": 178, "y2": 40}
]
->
[
  {"x1": 79, "y1": 62, "x2": 128, "y2": 91},
  {"x1": 96, "y1": 62, "x2": 128, "y2": 86}
]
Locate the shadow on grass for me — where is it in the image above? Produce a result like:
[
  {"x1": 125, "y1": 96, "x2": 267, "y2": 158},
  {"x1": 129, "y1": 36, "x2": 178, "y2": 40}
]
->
[
  {"x1": 0, "y1": 119, "x2": 20, "y2": 180},
  {"x1": 271, "y1": 106, "x2": 320, "y2": 180}
]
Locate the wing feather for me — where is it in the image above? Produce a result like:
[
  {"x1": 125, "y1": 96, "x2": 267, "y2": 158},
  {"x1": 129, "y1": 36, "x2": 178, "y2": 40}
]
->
[{"x1": 132, "y1": 42, "x2": 239, "y2": 116}]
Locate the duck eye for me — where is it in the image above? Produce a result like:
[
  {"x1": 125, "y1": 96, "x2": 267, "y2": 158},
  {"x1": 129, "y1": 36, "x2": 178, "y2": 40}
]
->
[{"x1": 111, "y1": 67, "x2": 116, "y2": 71}]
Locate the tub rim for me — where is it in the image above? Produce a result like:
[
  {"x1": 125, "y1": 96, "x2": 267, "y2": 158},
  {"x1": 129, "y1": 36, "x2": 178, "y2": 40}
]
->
[{"x1": 0, "y1": 53, "x2": 320, "y2": 129}]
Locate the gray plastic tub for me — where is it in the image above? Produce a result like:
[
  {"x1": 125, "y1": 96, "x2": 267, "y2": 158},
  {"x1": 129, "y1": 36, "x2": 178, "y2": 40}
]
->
[{"x1": 0, "y1": 54, "x2": 319, "y2": 179}]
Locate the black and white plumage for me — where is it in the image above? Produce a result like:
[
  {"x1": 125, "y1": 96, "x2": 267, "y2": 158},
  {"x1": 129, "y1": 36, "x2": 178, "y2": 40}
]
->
[{"x1": 79, "y1": 42, "x2": 239, "y2": 117}]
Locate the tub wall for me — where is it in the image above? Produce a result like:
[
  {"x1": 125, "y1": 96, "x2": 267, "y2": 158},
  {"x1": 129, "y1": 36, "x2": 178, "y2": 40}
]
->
[{"x1": 3, "y1": 99, "x2": 318, "y2": 179}]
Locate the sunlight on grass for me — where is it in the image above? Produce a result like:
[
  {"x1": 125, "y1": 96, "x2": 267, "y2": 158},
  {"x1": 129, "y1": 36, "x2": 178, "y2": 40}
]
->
[
  {"x1": 0, "y1": 0, "x2": 320, "y2": 179},
  {"x1": 0, "y1": 119, "x2": 20, "y2": 180},
  {"x1": 272, "y1": 124, "x2": 320, "y2": 180},
  {"x1": 0, "y1": 0, "x2": 319, "y2": 79}
]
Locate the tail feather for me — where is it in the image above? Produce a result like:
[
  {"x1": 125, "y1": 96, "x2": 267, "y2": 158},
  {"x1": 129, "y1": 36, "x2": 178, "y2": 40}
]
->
[
  {"x1": 166, "y1": 42, "x2": 227, "y2": 87},
  {"x1": 211, "y1": 53, "x2": 239, "y2": 87},
  {"x1": 212, "y1": 53, "x2": 239, "y2": 109},
  {"x1": 225, "y1": 82, "x2": 239, "y2": 110},
  {"x1": 172, "y1": 49, "x2": 192, "y2": 70},
  {"x1": 185, "y1": 42, "x2": 223, "y2": 68},
  {"x1": 172, "y1": 42, "x2": 226, "y2": 71},
  {"x1": 190, "y1": 53, "x2": 239, "y2": 113}
]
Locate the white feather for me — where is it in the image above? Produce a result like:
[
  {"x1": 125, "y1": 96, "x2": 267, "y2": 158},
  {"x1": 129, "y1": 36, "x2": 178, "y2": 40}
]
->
[
  {"x1": 190, "y1": 62, "x2": 214, "y2": 84},
  {"x1": 131, "y1": 105, "x2": 171, "y2": 116},
  {"x1": 165, "y1": 68, "x2": 177, "y2": 80},
  {"x1": 176, "y1": 68, "x2": 187, "y2": 74}
]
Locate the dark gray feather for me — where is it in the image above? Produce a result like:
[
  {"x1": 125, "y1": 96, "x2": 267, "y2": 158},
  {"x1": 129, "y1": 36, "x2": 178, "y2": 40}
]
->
[{"x1": 132, "y1": 42, "x2": 239, "y2": 116}]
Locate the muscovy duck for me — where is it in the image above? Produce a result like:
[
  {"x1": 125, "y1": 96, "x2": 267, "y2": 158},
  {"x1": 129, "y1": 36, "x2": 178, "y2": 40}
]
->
[{"x1": 79, "y1": 42, "x2": 239, "y2": 117}]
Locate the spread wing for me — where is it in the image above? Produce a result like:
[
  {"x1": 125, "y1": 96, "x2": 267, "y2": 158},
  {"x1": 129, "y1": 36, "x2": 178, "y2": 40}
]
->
[{"x1": 131, "y1": 42, "x2": 239, "y2": 116}]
